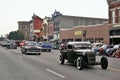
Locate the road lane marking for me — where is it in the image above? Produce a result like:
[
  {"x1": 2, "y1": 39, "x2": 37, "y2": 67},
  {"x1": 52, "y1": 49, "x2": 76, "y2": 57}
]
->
[
  {"x1": 108, "y1": 67, "x2": 120, "y2": 72},
  {"x1": 46, "y1": 69, "x2": 66, "y2": 78},
  {"x1": 18, "y1": 55, "x2": 23, "y2": 58}
]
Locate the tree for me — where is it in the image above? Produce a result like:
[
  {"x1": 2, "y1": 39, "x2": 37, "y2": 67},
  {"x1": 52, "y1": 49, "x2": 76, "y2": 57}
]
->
[{"x1": 8, "y1": 30, "x2": 24, "y2": 40}]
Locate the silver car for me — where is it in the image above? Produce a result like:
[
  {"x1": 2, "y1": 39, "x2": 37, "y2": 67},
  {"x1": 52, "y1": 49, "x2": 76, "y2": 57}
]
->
[{"x1": 21, "y1": 41, "x2": 41, "y2": 55}]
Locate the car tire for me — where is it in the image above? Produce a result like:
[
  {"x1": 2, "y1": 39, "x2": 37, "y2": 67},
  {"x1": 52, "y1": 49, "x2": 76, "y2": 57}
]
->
[
  {"x1": 100, "y1": 57, "x2": 108, "y2": 69},
  {"x1": 59, "y1": 54, "x2": 65, "y2": 65},
  {"x1": 21, "y1": 51, "x2": 24, "y2": 54},
  {"x1": 38, "y1": 53, "x2": 41, "y2": 55},
  {"x1": 49, "y1": 49, "x2": 51, "y2": 52},
  {"x1": 77, "y1": 57, "x2": 83, "y2": 70}
]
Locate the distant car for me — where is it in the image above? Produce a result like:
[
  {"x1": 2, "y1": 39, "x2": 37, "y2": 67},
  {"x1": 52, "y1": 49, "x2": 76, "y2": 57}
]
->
[
  {"x1": 19, "y1": 40, "x2": 29, "y2": 47},
  {"x1": 92, "y1": 43, "x2": 104, "y2": 54},
  {"x1": 21, "y1": 41, "x2": 41, "y2": 55},
  {"x1": 1, "y1": 41, "x2": 9, "y2": 47},
  {"x1": 106, "y1": 44, "x2": 120, "y2": 56},
  {"x1": 59, "y1": 41, "x2": 108, "y2": 70},
  {"x1": 99, "y1": 44, "x2": 113, "y2": 55},
  {"x1": 6, "y1": 42, "x2": 17, "y2": 49},
  {"x1": 52, "y1": 43, "x2": 58, "y2": 49},
  {"x1": 38, "y1": 42, "x2": 52, "y2": 52}
]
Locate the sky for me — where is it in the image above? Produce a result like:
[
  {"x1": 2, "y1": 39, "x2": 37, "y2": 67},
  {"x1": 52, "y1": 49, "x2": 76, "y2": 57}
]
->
[{"x1": 0, "y1": 0, "x2": 108, "y2": 36}]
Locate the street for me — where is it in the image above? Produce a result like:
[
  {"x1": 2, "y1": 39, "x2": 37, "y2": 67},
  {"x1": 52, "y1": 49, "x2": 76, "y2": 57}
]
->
[{"x1": 0, "y1": 46, "x2": 119, "y2": 80}]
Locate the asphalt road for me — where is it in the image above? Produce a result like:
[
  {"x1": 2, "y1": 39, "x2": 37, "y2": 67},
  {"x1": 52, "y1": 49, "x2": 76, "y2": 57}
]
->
[{"x1": 0, "y1": 46, "x2": 120, "y2": 80}]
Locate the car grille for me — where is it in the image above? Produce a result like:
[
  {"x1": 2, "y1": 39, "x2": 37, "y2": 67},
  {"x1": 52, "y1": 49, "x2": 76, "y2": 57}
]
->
[
  {"x1": 27, "y1": 48, "x2": 40, "y2": 53},
  {"x1": 86, "y1": 52, "x2": 96, "y2": 65}
]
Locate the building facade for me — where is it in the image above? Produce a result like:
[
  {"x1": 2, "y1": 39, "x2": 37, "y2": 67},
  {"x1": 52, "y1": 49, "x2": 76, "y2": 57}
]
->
[
  {"x1": 18, "y1": 14, "x2": 44, "y2": 41},
  {"x1": 107, "y1": 0, "x2": 120, "y2": 44},
  {"x1": 60, "y1": 22, "x2": 110, "y2": 44},
  {"x1": 29, "y1": 20, "x2": 34, "y2": 40},
  {"x1": 32, "y1": 14, "x2": 43, "y2": 42},
  {"x1": 47, "y1": 17, "x2": 54, "y2": 41},
  {"x1": 48, "y1": 10, "x2": 108, "y2": 43},
  {"x1": 42, "y1": 17, "x2": 49, "y2": 41},
  {"x1": 18, "y1": 21, "x2": 30, "y2": 40}
]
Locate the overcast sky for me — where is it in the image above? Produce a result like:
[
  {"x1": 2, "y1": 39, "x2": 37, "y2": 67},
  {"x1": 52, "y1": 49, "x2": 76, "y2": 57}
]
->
[{"x1": 0, "y1": 0, "x2": 108, "y2": 35}]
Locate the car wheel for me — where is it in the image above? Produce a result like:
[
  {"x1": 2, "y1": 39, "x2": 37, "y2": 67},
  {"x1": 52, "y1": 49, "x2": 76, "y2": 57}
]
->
[
  {"x1": 77, "y1": 57, "x2": 83, "y2": 70},
  {"x1": 21, "y1": 51, "x2": 24, "y2": 54},
  {"x1": 49, "y1": 49, "x2": 51, "y2": 52},
  {"x1": 100, "y1": 57, "x2": 108, "y2": 69},
  {"x1": 59, "y1": 54, "x2": 65, "y2": 65},
  {"x1": 38, "y1": 53, "x2": 41, "y2": 55}
]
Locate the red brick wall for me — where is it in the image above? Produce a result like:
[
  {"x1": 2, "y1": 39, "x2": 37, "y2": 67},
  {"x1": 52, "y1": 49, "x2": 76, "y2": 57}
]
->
[
  {"x1": 33, "y1": 16, "x2": 43, "y2": 30},
  {"x1": 109, "y1": 2, "x2": 120, "y2": 24},
  {"x1": 60, "y1": 23, "x2": 111, "y2": 44},
  {"x1": 33, "y1": 16, "x2": 43, "y2": 37},
  {"x1": 60, "y1": 29, "x2": 74, "y2": 40}
]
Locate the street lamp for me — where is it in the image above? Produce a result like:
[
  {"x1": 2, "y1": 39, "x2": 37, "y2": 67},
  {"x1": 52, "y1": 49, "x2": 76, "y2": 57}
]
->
[{"x1": 83, "y1": 27, "x2": 87, "y2": 41}]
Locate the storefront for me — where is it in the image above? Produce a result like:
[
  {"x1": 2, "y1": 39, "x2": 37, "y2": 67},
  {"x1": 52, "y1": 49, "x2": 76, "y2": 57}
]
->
[
  {"x1": 109, "y1": 28, "x2": 120, "y2": 44},
  {"x1": 60, "y1": 22, "x2": 110, "y2": 44}
]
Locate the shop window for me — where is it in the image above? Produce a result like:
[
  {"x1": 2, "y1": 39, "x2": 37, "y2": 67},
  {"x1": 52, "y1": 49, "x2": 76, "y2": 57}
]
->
[
  {"x1": 86, "y1": 38, "x2": 94, "y2": 43},
  {"x1": 95, "y1": 38, "x2": 103, "y2": 43},
  {"x1": 75, "y1": 38, "x2": 82, "y2": 41},
  {"x1": 67, "y1": 39, "x2": 73, "y2": 42}
]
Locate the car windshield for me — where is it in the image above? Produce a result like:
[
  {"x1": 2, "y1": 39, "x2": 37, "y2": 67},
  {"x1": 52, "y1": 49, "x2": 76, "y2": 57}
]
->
[
  {"x1": 38, "y1": 42, "x2": 43, "y2": 47},
  {"x1": 74, "y1": 43, "x2": 92, "y2": 49},
  {"x1": 27, "y1": 42, "x2": 37, "y2": 46},
  {"x1": 42, "y1": 42, "x2": 51, "y2": 46}
]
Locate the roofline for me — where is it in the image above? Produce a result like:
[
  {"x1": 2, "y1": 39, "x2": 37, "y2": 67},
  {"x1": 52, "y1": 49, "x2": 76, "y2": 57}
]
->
[
  {"x1": 18, "y1": 21, "x2": 30, "y2": 23},
  {"x1": 62, "y1": 15, "x2": 108, "y2": 20}
]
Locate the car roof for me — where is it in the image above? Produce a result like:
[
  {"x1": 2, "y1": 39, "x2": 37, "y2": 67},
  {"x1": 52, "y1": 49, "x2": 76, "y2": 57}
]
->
[
  {"x1": 25, "y1": 41, "x2": 36, "y2": 43},
  {"x1": 67, "y1": 41, "x2": 91, "y2": 45}
]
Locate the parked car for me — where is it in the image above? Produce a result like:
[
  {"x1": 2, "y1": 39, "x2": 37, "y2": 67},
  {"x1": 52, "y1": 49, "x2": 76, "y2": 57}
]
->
[
  {"x1": 38, "y1": 42, "x2": 52, "y2": 52},
  {"x1": 99, "y1": 44, "x2": 113, "y2": 55},
  {"x1": 59, "y1": 41, "x2": 108, "y2": 70},
  {"x1": 106, "y1": 44, "x2": 120, "y2": 56},
  {"x1": 92, "y1": 43, "x2": 104, "y2": 54},
  {"x1": 52, "y1": 43, "x2": 59, "y2": 49},
  {"x1": 1, "y1": 41, "x2": 9, "y2": 47},
  {"x1": 21, "y1": 41, "x2": 41, "y2": 55},
  {"x1": 6, "y1": 41, "x2": 17, "y2": 49},
  {"x1": 19, "y1": 40, "x2": 28, "y2": 47}
]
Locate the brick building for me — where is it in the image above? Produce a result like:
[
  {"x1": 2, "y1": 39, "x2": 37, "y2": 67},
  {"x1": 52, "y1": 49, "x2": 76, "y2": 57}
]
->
[
  {"x1": 32, "y1": 14, "x2": 43, "y2": 42},
  {"x1": 18, "y1": 21, "x2": 30, "y2": 40},
  {"x1": 107, "y1": 0, "x2": 120, "y2": 44},
  {"x1": 18, "y1": 14, "x2": 43, "y2": 41},
  {"x1": 60, "y1": 22, "x2": 110, "y2": 44},
  {"x1": 48, "y1": 10, "x2": 108, "y2": 43}
]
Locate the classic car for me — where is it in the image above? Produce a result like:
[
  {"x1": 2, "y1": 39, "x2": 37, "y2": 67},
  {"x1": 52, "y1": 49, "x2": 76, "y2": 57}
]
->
[
  {"x1": 21, "y1": 41, "x2": 41, "y2": 55},
  {"x1": 6, "y1": 41, "x2": 17, "y2": 49},
  {"x1": 38, "y1": 42, "x2": 52, "y2": 52},
  {"x1": 59, "y1": 41, "x2": 108, "y2": 70}
]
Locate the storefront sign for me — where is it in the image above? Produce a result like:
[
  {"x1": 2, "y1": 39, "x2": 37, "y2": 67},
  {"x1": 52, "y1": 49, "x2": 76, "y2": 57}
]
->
[{"x1": 74, "y1": 30, "x2": 82, "y2": 36}]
